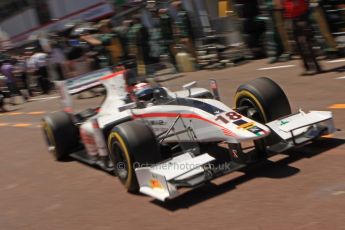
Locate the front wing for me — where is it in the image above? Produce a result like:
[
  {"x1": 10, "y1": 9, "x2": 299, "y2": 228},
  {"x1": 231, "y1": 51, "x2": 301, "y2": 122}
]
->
[{"x1": 135, "y1": 110, "x2": 336, "y2": 201}]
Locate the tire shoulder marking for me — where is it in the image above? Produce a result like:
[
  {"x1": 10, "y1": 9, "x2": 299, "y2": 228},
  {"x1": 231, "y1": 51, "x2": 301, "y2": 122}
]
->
[{"x1": 108, "y1": 131, "x2": 133, "y2": 188}]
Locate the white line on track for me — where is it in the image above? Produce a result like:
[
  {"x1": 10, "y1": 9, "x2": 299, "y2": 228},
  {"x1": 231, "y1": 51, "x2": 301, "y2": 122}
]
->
[
  {"x1": 335, "y1": 76, "x2": 345, "y2": 80},
  {"x1": 257, "y1": 65, "x2": 296, "y2": 70},
  {"x1": 327, "y1": 59, "x2": 345, "y2": 63},
  {"x1": 29, "y1": 96, "x2": 59, "y2": 101}
]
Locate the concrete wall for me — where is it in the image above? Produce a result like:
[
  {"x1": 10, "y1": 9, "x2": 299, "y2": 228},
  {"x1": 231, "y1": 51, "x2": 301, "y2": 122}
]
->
[
  {"x1": 48, "y1": 0, "x2": 103, "y2": 19},
  {"x1": 0, "y1": 8, "x2": 39, "y2": 38},
  {"x1": 1, "y1": 1, "x2": 113, "y2": 44}
]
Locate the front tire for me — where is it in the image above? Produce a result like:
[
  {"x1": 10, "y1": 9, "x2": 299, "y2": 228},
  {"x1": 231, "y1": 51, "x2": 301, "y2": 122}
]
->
[
  {"x1": 42, "y1": 112, "x2": 79, "y2": 161},
  {"x1": 108, "y1": 121, "x2": 162, "y2": 192},
  {"x1": 234, "y1": 77, "x2": 292, "y2": 157},
  {"x1": 234, "y1": 77, "x2": 291, "y2": 123}
]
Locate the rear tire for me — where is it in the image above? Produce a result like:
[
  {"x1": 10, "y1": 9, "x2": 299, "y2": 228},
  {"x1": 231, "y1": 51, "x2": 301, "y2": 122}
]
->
[
  {"x1": 234, "y1": 77, "x2": 291, "y2": 123},
  {"x1": 108, "y1": 121, "x2": 162, "y2": 192},
  {"x1": 42, "y1": 112, "x2": 79, "y2": 161}
]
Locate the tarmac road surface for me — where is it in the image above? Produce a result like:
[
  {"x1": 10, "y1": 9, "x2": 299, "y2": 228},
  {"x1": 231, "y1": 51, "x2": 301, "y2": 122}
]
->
[{"x1": 1, "y1": 58, "x2": 345, "y2": 230}]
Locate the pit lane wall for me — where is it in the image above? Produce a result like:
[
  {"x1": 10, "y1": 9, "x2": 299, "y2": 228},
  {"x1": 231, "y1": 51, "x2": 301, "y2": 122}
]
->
[{"x1": 0, "y1": 0, "x2": 114, "y2": 46}]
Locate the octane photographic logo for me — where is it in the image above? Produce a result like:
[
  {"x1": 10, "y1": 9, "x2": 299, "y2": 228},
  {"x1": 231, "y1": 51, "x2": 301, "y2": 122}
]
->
[{"x1": 115, "y1": 161, "x2": 233, "y2": 171}]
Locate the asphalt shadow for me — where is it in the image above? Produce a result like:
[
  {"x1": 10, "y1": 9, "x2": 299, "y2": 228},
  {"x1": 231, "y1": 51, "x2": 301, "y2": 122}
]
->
[{"x1": 151, "y1": 137, "x2": 345, "y2": 211}]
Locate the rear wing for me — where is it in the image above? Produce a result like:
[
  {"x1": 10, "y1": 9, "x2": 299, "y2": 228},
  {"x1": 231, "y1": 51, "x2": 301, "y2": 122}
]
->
[
  {"x1": 64, "y1": 68, "x2": 112, "y2": 95},
  {"x1": 55, "y1": 68, "x2": 129, "y2": 113}
]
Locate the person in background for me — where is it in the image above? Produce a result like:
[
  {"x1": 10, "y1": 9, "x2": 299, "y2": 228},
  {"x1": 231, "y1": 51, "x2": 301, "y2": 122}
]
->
[
  {"x1": 273, "y1": 0, "x2": 293, "y2": 61},
  {"x1": 99, "y1": 19, "x2": 124, "y2": 66},
  {"x1": 1, "y1": 58, "x2": 25, "y2": 104},
  {"x1": 0, "y1": 89, "x2": 5, "y2": 112},
  {"x1": 114, "y1": 20, "x2": 132, "y2": 63},
  {"x1": 0, "y1": 59, "x2": 9, "y2": 111},
  {"x1": 263, "y1": 0, "x2": 293, "y2": 63},
  {"x1": 49, "y1": 35, "x2": 67, "y2": 81},
  {"x1": 13, "y1": 54, "x2": 32, "y2": 99},
  {"x1": 65, "y1": 30, "x2": 91, "y2": 77},
  {"x1": 309, "y1": 0, "x2": 338, "y2": 58},
  {"x1": 149, "y1": 10, "x2": 162, "y2": 68},
  {"x1": 172, "y1": 1, "x2": 195, "y2": 58},
  {"x1": 81, "y1": 19, "x2": 123, "y2": 67},
  {"x1": 158, "y1": 8, "x2": 176, "y2": 65},
  {"x1": 27, "y1": 47, "x2": 52, "y2": 94},
  {"x1": 283, "y1": 0, "x2": 322, "y2": 75},
  {"x1": 127, "y1": 15, "x2": 151, "y2": 76}
]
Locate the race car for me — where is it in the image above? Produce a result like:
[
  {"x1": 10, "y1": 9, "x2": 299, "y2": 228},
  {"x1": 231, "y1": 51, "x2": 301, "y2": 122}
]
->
[{"x1": 42, "y1": 67, "x2": 336, "y2": 201}]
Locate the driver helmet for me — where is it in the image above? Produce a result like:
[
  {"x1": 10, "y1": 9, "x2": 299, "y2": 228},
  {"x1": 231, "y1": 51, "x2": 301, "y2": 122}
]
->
[{"x1": 133, "y1": 82, "x2": 154, "y2": 101}]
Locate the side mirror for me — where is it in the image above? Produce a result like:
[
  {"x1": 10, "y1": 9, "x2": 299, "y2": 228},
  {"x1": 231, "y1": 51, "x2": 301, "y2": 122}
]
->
[
  {"x1": 183, "y1": 81, "x2": 197, "y2": 90},
  {"x1": 209, "y1": 79, "x2": 220, "y2": 101}
]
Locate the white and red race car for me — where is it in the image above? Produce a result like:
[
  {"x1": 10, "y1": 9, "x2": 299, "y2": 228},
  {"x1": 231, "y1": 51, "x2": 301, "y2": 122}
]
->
[{"x1": 42, "y1": 68, "x2": 336, "y2": 201}]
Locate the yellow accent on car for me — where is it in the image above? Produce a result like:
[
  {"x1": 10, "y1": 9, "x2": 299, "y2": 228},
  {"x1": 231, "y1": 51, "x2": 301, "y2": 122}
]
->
[
  {"x1": 234, "y1": 90, "x2": 268, "y2": 123},
  {"x1": 108, "y1": 131, "x2": 133, "y2": 189},
  {"x1": 43, "y1": 121, "x2": 57, "y2": 156},
  {"x1": 237, "y1": 122, "x2": 255, "y2": 129}
]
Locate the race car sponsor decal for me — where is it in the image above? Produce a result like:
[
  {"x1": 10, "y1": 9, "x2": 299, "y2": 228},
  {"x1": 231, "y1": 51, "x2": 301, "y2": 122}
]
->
[
  {"x1": 280, "y1": 119, "x2": 289, "y2": 126},
  {"x1": 153, "y1": 127, "x2": 169, "y2": 133},
  {"x1": 148, "y1": 120, "x2": 167, "y2": 126},
  {"x1": 233, "y1": 119, "x2": 266, "y2": 136},
  {"x1": 233, "y1": 119, "x2": 254, "y2": 129},
  {"x1": 150, "y1": 179, "x2": 163, "y2": 189},
  {"x1": 233, "y1": 119, "x2": 247, "y2": 126},
  {"x1": 247, "y1": 126, "x2": 266, "y2": 136}
]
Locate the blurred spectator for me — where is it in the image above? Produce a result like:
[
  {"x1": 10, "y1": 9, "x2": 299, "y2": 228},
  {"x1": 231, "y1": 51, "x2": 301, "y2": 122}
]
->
[
  {"x1": 1, "y1": 58, "x2": 25, "y2": 103},
  {"x1": 172, "y1": 1, "x2": 195, "y2": 58},
  {"x1": 81, "y1": 19, "x2": 123, "y2": 67},
  {"x1": 264, "y1": 0, "x2": 293, "y2": 63},
  {"x1": 310, "y1": 0, "x2": 338, "y2": 58},
  {"x1": 27, "y1": 47, "x2": 52, "y2": 94},
  {"x1": 54, "y1": 22, "x2": 92, "y2": 77},
  {"x1": 236, "y1": 0, "x2": 266, "y2": 59},
  {"x1": 65, "y1": 33, "x2": 91, "y2": 77},
  {"x1": 0, "y1": 64, "x2": 8, "y2": 111},
  {"x1": 0, "y1": 89, "x2": 5, "y2": 112},
  {"x1": 99, "y1": 19, "x2": 124, "y2": 65},
  {"x1": 283, "y1": 0, "x2": 322, "y2": 75},
  {"x1": 50, "y1": 37, "x2": 67, "y2": 80},
  {"x1": 13, "y1": 54, "x2": 32, "y2": 98},
  {"x1": 158, "y1": 8, "x2": 175, "y2": 65},
  {"x1": 127, "y1": 15, "x2": 150, "y2": 75},
  {"x1": 114, "y1": 20, "x2": 132, "y2": 62},
  {"x1": 149, "y1": 10, "x2": 162, "y2": 66}
]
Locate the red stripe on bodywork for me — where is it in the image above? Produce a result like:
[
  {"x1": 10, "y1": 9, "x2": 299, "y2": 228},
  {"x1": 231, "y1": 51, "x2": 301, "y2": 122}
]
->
[
  {"x1": 101, "y1": 70, "x2": 126, "y2": 81},
  {"x1": 133, "y1": 113, "x2": 237, "y2": 137}
]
